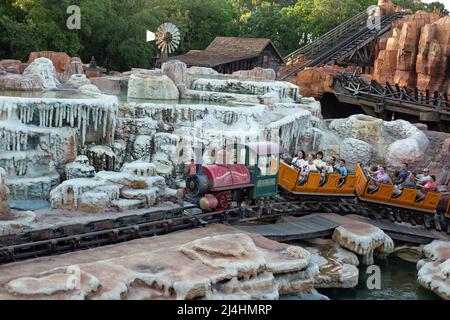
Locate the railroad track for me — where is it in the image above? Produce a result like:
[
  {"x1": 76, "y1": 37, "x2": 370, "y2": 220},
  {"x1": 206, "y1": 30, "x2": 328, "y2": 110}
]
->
[{"x1": 0, "y1": 196, "x2": 448, "y2": 264}]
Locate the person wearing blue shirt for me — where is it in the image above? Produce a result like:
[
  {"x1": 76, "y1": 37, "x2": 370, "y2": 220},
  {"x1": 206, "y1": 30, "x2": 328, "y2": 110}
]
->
[
  {"x1": 394, "y1": 162, "x2": 409, "y2": 184},
  {"x1": 334, "y1": 159, "x2": 348, "y2": 177}
]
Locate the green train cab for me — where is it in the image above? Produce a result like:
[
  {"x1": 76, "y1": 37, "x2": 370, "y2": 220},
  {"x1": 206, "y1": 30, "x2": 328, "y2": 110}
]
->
[{"x1": 225, "y1": 142, "x2": 286, "y2": 199}]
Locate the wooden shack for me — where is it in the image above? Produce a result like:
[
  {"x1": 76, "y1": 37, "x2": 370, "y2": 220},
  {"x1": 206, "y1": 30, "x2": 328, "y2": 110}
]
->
[{"x1": 165, "y1": 37, "x2": 285, "y2": 74}]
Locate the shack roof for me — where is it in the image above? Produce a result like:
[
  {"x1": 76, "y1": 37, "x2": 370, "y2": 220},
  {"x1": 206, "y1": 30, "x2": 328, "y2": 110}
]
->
[{"x1": 167, "y1": 37, "x2": 285, "y2": 67}]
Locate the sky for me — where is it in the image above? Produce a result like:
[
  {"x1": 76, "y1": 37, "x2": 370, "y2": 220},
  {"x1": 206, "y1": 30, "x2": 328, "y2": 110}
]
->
[{"x1": 422, "y1": 0, "x2": 450, "y2": 11}]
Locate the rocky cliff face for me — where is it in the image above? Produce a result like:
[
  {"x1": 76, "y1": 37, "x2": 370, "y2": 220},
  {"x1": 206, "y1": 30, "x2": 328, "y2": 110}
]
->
[{"x1": 373, "y1": 11, "x2": 450, "y2": 95}]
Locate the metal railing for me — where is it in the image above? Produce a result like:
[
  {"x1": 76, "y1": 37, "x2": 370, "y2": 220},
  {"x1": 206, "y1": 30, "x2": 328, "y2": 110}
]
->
[{"x1": 284, "y1": 7, "x2": 377, "y2": 62}]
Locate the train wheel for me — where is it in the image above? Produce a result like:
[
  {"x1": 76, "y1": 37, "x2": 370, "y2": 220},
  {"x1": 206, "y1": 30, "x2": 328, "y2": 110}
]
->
[{"x1": 216, "y1": 192, "x2": 228, "y2": 211}]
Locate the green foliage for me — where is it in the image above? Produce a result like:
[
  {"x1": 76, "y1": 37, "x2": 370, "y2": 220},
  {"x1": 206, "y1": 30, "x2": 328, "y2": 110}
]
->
[{"x1": 0, "y1": 0, "x2": 447, "y2": 70}]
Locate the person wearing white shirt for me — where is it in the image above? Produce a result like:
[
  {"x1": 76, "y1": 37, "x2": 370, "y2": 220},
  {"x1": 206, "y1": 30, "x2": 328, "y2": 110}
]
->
[{"x1": 292, "y1": 150, "x2": 306, "y2": 169}]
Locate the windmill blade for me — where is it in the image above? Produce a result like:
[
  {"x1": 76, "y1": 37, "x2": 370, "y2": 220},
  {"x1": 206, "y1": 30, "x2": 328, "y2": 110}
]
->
[{"x1": 154, "y1": 22, "x2": 181, "y2": 56}]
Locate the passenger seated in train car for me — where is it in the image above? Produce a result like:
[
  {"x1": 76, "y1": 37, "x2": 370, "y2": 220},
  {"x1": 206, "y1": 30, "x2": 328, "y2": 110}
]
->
[
  {"x1": 393, "y1": 163, "x2": 410, "y2": 185},
  {"x1": 314, "y1": 151, "x2": 325, "y2": 172},
  {"x1": 323, "y1": 157, "x2": 336, "y2": 174},
  {"x1": 297, "y1": 153, "x2": 319, "y2": 185},
  {"x1": 367, "y1": 165, "x2": 390, "y2": 193},
  {"x1": 334, "y1": 159, "x2": 348, "y2": 177},
  {"x1": 334, "y1": 159, "x2": 348, "y2": 187},
  {"x1": 416, "y1": 175, "x2": 438, "y2": 201},
  {"x1": 292, "y1": 150, "x2": 306, "y2": 169},
  {"x1": 415, "y1": 168, "x2": 431, "y2": 186},
  {"x1": 393, "y1": 172, "x2": 417, "y2": 197}
]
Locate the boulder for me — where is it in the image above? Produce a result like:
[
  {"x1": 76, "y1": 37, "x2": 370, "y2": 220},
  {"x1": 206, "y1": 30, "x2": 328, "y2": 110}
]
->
[
  {"x1": 0, "y1": 210, "x2": 35, "y2": 236},
  {"x1": 89, "y1": 76, "x2": 128, "y2": 95},
  {"x1": 0, "y1": 74, "x2": 43, "y2": 91},
  {"x1": 187, "y1": 66, "x2": 219, "y2": 76},
  {"x1": 0, "y1": 167, "x2": 12, "y2": 220},
  {"x1": 304, "y1": 239, "x2": 359, "y2": 288},
  {"x1": 78, "y1": 191, "x2": 110, "y2": 213},
  {"x1": 67, "y1": 74, "x2": 90, "y2": 88},
  {"x1": 417, "y1": 240, "x2": 450, "y2": 300},
  {"x1": 77, "y1": 84, "x2": 102, "y2": 97},
  {"x1": 61, "y1": 59, "x2": 85, "y2": 83},
  {"x1": 329, "y1": 114, "x2": 429, "y2": 167},
  {"x1": 28, "y1": 51, "x2": 71, "y2": 76},
  {"x1": 161, "y1": 60, "x2": 187, "y2": 93},
  {"x1": 65, "y1": 155, "x2": 95, "y2": 180},
  {"x1": 232, "y1": 67, "x2": 276, "y2": 80},
  {"x1": 392, "y1": 245, "x2": 423, "y2": 263},
  {"x1": 23, "y1": 57, "x2": 60, "y2": 89},
  {"x1": 0, "y1": 60, "x2": 23, "y2": 74},
  {"x1": 340, "y1": 138, "x2": 373, "y2": 167},
  {"x1": 127, "y1": 73, "x2": 179, "y2": 100},
  {"x1": 287, "y1": 65, "x2": 349, "y2": 98}
]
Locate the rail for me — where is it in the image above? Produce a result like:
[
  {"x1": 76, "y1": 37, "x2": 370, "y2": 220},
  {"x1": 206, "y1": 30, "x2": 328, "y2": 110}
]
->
[
  {"x1": 0, "y1": 195, "x2": 448, "y2": 264},
  {"x1": 284, "y1": 8, "x2": 373, "y2": 62}
]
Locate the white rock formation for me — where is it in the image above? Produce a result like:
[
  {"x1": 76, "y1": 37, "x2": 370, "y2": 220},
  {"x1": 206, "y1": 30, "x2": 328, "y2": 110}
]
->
[
  {"x1": 187, "y1": 66, "x2": 219, "y2": 76},
  {"x1": 50, "y1": 159, "x2": 174, "y2": 212},
  {"x1": 332, "y1": 221, "x2": 394, "y2": 265},
  {"x1": 162, "y1": 60, "x2": 187, "y2": 94},
  {"x1": 127, "y1": 73, "x2": 179, "y2": 100},
  {"x1": 0, "y1": 74, "x2": 43, "y2": 91},
  {"x1": 232, "y1": 67, "x2": 276, "y2": 80},
  {"x1": 0, "y1": 167, "x2": 12, "y2": 220},
  {"x1": 304, "y1": 239, "x2": 359, "y2": 288},
  {"x1": 23, "y1": 57, "x2": 60, "y2": 89},
  {"x1": 329, "y1": 114, "x2": 429, "y2": 167},
  {"x1": 340, "y1": 138, "x2": 373, "y2": 167},
  {"x1": 1, "y1": 231, "x2": 319, "y2": 300},
  {"x1": 77, "y1": 84, "x2": 102, "y2": 97},
  {"x1": 67, "y1": 74, "x2": 91, "y2": 88},
  {"x1": 189, "y1": 78, "x2": 299, "y2": 101},
  {"x1": 417, "y1": 240, "x2": 450, "y2": 300},
  {"x1": 0, "y1": 210, "x2": 35, "y2": 236},
  {"x1": 65, "y1": 155, "x2": 95, "y2": 180}
]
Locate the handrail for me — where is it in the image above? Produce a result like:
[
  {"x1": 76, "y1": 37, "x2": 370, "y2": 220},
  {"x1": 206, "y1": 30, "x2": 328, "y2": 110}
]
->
[{"x1": 284, "y1": 7, "x2": 378, "y2": 62}]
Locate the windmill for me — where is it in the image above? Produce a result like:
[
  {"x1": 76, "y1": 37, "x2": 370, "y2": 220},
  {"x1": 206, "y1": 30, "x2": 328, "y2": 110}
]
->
[{"x1": 147, "y1": 22, "x2": 181, "y2": 60}]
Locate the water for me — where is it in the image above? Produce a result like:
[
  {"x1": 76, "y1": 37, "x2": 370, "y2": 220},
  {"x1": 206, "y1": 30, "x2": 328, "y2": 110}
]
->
[{"x1": 318, "y1": 256, "x2": 441, "y2": 300}]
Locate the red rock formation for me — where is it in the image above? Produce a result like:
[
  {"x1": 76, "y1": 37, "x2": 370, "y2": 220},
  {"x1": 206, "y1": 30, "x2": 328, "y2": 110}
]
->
[
  {"x1": 416, "y1": 16, "x2": 450, "y2": 94},
  {"x1": 373, "y1": 11, "x2": 449, "y2": 94},
  {"x1": 288, "y1": 65, "x2": 354, "y2": 98},
  {"x1": 378, "y1": 0, "x2": 395, "y2": 16}
]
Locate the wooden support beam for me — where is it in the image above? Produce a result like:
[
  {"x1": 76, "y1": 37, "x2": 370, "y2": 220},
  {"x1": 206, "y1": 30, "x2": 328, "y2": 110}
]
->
[{"x1": 420, "y1": 112, "x2": 440, "y2": 122}]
